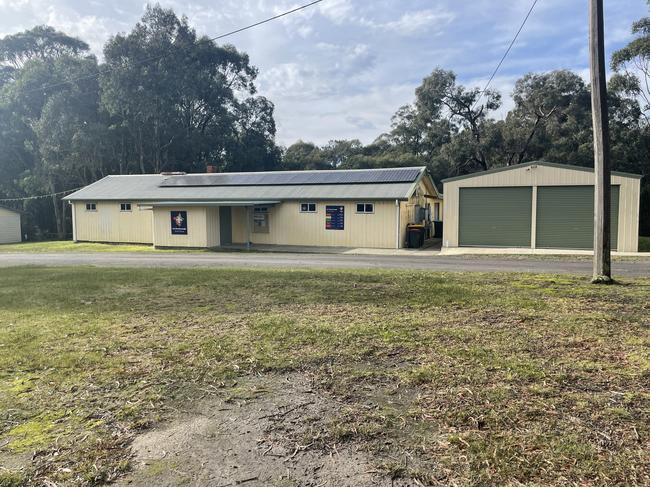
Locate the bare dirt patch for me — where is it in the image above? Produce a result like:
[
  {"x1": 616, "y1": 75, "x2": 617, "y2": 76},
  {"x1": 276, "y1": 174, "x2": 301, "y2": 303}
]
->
[{"x1": 118, "y1": 373, "x2": 400, "y2": 487}]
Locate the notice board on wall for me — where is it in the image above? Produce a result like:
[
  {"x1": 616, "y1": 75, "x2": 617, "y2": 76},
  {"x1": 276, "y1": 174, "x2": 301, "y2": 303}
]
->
[
  {"x1": 325, "y1": 205, "x2": 344, "y2": 230},
  {"x1": 171, "y1": 211, "x2": 188, "y2": 235}
]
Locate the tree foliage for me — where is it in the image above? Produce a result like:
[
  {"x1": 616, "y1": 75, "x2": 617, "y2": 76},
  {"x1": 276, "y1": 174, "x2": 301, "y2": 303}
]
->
[
  {"x1": 287, "y1": 62, "x2": 649, "y2": 235},
  {"x1": 100, "y1": 5, "x2": 278, "y2": 175},
  {"x1": 0, "y1": 5, "x2": 280, "y2": 238},
  {"x1": 1, "y1": 3, "x2": 649, "y2": 240},
  {"x1": 609, "y1": 1, "x2": 650, "y2": 235}
]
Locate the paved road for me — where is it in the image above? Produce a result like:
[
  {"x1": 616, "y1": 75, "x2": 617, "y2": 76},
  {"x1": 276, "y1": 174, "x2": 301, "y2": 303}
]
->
[{"x1": 0, "y1": 251, "x2": 649, "y2": 277}]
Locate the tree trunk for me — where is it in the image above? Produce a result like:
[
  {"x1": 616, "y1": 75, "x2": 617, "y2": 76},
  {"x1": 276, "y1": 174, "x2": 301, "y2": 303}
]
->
[
  {"x1": 61, "y1": 198, "x2": 68, "y2": 239},
  {"x1": 138, "y1": 126, "x2": 146, "y2": 174},
  {"x1": 515, "y1": 115, "x2": 543, "y2": 165},
  {"x1": 50, "y1": 179, "x2": 65, "y2": 239}
]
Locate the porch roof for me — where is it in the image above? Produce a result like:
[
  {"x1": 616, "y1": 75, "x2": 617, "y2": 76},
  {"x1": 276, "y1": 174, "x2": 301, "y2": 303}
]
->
[{"x1": 141, "y1": 201, "x2": 281, "y2": 207}]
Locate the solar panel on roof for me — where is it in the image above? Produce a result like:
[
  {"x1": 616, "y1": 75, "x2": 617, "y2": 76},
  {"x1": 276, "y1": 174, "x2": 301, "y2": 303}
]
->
[{"x1": 158, "y1": 167, "x2": 423, "y2": 187}]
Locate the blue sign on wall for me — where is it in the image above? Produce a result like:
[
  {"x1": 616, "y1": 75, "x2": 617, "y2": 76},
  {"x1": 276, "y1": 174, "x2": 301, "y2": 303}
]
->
[
  {"x1": 325, "y1": 205, "x2": 344, "y2": 230},
  {"x1": 171, "y1": 211, "x2": 187, "y2": 235}
]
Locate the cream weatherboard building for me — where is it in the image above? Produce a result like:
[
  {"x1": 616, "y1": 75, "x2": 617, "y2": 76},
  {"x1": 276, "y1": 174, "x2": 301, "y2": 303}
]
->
[
  {"x1": 0, "y1": 206, "x2": 21, "y2": 244},
  {"x1": 442, "y1": 161, "x2": 642, "y2": 252},
  {"x1": 64, "y1": 167, "x2": 442, "y2": 249}
]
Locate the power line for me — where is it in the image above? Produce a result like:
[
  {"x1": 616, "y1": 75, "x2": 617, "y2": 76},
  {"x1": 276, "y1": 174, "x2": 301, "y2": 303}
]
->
[
  {"x1": 13, "y1": 0, "x2": 324, "y2": 96},
  {"x1": 471, "y1": 0, "x2": 540, "y2": 111},
  {"x1": 0, "y1": 3, "x2": 325, "y2": 203},
  {"x1": 0, "y1": 187, "x2": 82, "y2": 202},
  {"x1": 210, "y1": 0, "x2": 323, "y2": 41}
]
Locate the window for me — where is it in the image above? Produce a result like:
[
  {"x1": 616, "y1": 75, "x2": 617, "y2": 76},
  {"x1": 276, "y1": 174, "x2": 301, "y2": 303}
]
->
[
  {"x1": 300, "y1": 202, "x2": 316, "y2": 213},
  {"x1": 85, "y1": 203, "x2": 96, "y2": 211},
  {"x1": 252, "y1": 206, "x2": 269, "y2": 233},
  {"x1": 356, "y1": 203, "x2": 374, "y2": 214},
  {"x1": 120, "y1": 203, "x2": 132, "y2": 212}
]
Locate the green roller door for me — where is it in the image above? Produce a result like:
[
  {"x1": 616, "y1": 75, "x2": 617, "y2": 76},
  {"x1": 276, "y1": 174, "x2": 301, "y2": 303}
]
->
[
  {"x1": 459, "y1": 187, "x2": 532, "y2": 247},
  {"x1": 536, "y1": 186, "x2": 619, "y2": 250}
]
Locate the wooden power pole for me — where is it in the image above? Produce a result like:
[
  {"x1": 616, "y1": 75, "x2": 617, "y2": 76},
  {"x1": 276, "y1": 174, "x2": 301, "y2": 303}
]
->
[{"x1": 589, "y1": 0, "x2": 612, "y2": 283}]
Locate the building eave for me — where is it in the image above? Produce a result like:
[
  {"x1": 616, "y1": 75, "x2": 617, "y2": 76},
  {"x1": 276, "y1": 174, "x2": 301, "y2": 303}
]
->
[{"x1": 441, "y1": 161, "x2": 643, "y2": 184}]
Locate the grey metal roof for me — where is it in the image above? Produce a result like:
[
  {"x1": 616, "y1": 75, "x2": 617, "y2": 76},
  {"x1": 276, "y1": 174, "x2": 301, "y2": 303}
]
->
[
  {"x1": 63, "y1": 167, "x2": 427, "y2": 202},
  {"x1": 159, "y1": 167, "x2": 423, "y2": 187},
  {"x1": 441, "y1": 161, "x2": 643, "y2": 183}
]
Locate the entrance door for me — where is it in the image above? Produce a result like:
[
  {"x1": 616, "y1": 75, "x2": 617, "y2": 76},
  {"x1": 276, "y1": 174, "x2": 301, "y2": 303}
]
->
[{"x1": 219, "y1": 206, "x2": 232, "y2": 246}]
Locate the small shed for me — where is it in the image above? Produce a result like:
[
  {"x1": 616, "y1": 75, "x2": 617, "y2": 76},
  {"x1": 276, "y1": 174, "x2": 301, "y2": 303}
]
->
[
  {"x1": 442, "y1": 161, "x2": 642, "y2": 252},
  {"x1": 0, "y1": 205, "x2": 22, "y2": 244}
]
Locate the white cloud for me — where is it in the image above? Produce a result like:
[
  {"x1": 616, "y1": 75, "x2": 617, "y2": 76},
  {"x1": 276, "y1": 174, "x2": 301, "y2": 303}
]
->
[
  {"x1": 296, "y1": 24, "x2": 313, "y2": 38},
  {"x1": 0, "y1": 0, "x2": 646, "y2": 146},
  {"x1": 318, "y1": 0, "x2": 353, "y2": 24},
  {"x1": 364, "y1": 9, "x2": 456, "y2": 35},
  {"x1": 0, "y1": 0, "x2": 29, "y2": 9},
  {"x1": 258, "y1": 42, "x2": 376, "y2": 102},
  {"x1": 44, "y1": 5, "x2": 113, "y2": 54},
  {"x1": 0, "y1": 0, "x2": 131, "y2": 56},
  {"x1": 271, "y1": 83, "x2": 416, "y2": 145}
]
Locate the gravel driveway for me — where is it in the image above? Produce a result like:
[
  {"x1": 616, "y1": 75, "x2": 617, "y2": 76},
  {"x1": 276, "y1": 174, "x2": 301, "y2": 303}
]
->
[{"x1": 0, "y1": 251, "x2": 649, "y2": 277}]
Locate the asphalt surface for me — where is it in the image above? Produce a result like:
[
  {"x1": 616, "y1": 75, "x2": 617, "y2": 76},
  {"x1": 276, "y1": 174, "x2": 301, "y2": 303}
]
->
[{"x1": 0, "y1": 251, "x2": 649, "y2": 277}]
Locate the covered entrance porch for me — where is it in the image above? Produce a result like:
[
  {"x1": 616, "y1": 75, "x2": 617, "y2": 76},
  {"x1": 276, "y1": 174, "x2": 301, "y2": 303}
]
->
[{"x1": 143, "y1": 201, "x2": 280, "y2": 249}]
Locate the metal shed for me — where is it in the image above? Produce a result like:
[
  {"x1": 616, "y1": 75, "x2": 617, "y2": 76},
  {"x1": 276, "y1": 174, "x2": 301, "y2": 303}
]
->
[
  {"x1": 0, "y1": 206, "x2": 22, "y2": 244},
  {"x1": 442, "y1": 161, "x2": 642, "y2": 252}
]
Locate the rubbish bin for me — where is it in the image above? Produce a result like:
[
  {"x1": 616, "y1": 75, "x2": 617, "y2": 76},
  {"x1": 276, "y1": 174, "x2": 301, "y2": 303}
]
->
[
  {"x1": 407, "y1": 225, "x2": 425, "y2": 248},
  {"x1": 433, "y1": 221, "x2": 443, "y2": 238}
]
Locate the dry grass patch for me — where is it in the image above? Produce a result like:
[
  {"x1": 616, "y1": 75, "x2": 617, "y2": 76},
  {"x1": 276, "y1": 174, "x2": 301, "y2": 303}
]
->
[{"x1": 0, "y1": 266, "x2": 648, "y2": 485}]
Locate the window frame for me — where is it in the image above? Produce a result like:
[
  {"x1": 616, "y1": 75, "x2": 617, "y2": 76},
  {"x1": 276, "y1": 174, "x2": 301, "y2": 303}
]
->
[
  {"x1": 120, "y1": 202, "x2": 132, "y2": 212},
  {"x1": 252, "y1": 206, "x2": 270, "y2": 234},
  {"x1": 85, "y1": 202, "x2": 97, "y2": 212},
  {"x1": 356, "y1": 202, "x2": 375, "y2": 214},
  {"x1": 300, "y1": 202, "x2": 317, "y2": 213}
]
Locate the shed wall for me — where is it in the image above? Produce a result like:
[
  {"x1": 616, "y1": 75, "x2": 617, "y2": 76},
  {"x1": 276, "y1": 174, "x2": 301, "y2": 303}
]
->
[
  {"x1": 73, "y1": 202, "x2": 153, "y2": 244},
  {"x1": 442, "y1": 165, "x2": 640, "y2": 252},
  {"x1": 0, "y1": 208, "x2": 21, "y2": 244}
]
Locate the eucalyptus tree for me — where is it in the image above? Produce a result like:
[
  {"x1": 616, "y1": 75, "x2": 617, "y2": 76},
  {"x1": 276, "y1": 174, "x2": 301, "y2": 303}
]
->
[
  {"x1": 611, "y1": 3, "x2": 650, "y2": 235},
  {"x1": 501, "y1": 70, "x2": 593, "y2": 167},
  {"x1": 0, "y1": 26, "x2": 100, "y2": 237},
  {"x1": 0, "y1": 25, "x2": 89, "y2": 82},
  {"x1": 101, "y1": 4, "x2": 278, "y2": 174},
  {"x1": 282, "y1": 141, "x2": 328, "y2": 170},
  {"x1": 611, "y1": 3, "x2": 650, "y2": 120},
  {"x1": 385, "y1": 68, "x2": 500, "y2": 177}
]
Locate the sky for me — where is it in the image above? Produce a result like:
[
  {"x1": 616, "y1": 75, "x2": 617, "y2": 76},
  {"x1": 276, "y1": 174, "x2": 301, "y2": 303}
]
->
[{"x1": 0, "y1": 0, "x2": 647, "y2": 146}]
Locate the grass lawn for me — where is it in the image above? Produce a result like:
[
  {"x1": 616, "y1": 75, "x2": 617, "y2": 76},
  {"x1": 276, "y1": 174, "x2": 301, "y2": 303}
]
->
[
  {"x1": 1, "y1": 267, "x2": 649, "y2": 485},
  {"x1": 0, "y1": 241, "x2": 200, "y2": 253},
  {"x1": 640, "y1": 236, "x2": 650, "y2": 252}
]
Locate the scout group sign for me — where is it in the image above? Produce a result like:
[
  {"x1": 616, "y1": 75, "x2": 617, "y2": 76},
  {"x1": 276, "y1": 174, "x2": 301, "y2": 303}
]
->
[{"x1": 171, "y1": 211, "x2": 188, "y2": 235}]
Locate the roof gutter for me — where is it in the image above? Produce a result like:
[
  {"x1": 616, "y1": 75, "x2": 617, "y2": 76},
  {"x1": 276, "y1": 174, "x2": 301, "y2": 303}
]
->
[
  {"x1": 140, "y1": 201, "x2": 281, "y2": 207},
  {"x1": 441, "y1": 161, "x2": 643, "y2": 184}
]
